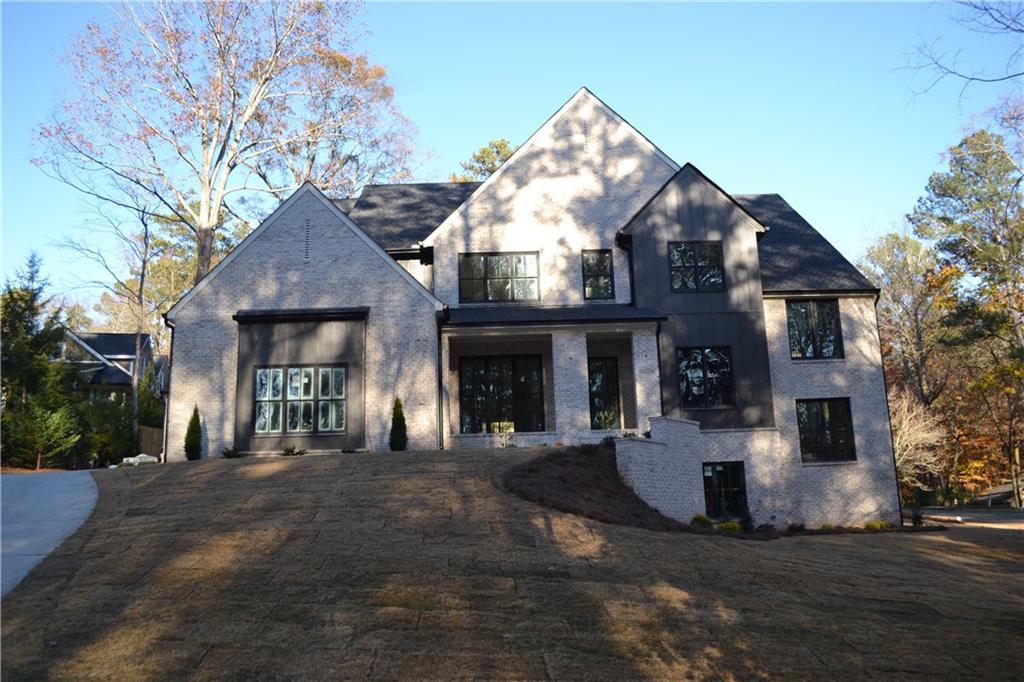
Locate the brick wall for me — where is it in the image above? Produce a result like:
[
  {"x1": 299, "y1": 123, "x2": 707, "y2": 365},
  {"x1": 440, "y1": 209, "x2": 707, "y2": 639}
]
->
[{"x1": 166, "y1": 189, "x2": 441, "y2": 461}]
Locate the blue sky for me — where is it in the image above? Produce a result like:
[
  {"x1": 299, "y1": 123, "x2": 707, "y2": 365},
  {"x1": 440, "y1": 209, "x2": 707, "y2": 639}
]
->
[{"x1": 1, "y1": 2, "x2": 1014, "y2": 305}]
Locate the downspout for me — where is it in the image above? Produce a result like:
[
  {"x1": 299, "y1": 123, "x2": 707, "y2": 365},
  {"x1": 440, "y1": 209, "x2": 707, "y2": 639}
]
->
[
  {"x1": 435, "y1": 307, "x2": 449, "y2": 450},
  {"x1": 161, "y1": 314, "x2": 175, "y2": 464}
]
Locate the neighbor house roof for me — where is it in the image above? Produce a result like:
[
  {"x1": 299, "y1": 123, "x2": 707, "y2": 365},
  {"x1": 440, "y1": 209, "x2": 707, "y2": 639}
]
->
[
  {"x1": 335, "y1": 182, "x2": 480, "y2": 250},
  {"x1": 443, "y1": 304, "x2": 666, "y2": 328},
  {"x1": 734, "y1": 194, "x2": 876, "y2": 294},
  {"x1": 74, "y1": 332, "x2": 151, "y2": 357}
]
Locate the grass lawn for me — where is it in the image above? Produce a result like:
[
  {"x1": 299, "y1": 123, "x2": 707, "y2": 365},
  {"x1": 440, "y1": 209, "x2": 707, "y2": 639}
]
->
[{"x1": 2, "y1": 449, "x2": 1022, "y2": 680}]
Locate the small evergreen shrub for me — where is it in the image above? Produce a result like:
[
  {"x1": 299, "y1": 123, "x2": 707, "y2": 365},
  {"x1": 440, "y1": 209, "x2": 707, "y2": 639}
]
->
[
  {"x1": 184, "y1": 405, "x2": 202, "y2": 461},
  {"x1": 389, "y1": 398, "x2": 408, "y2": 451},
  {"x1": 281, "y1": 446, "x2": 306, "y2": 457},
  {"x1": 864, "y1": 520, "x2": 894, "y2": 531},
  {"x1": 691, "y1": 514, "x2": 713, "y2": 528},
  {"x1": 717, "y1": 520, "x2": 741, "y2": 534},
  {"x1": 221, "y1": 447, "x2": 244, "y2": 459}
]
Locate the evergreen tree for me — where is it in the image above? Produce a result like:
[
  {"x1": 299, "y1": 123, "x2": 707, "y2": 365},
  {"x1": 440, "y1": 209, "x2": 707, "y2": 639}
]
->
[
  {"x1": 184, "y1": 405, "x2": 202, "y2": 461},
  {"x1": 389, "y1": 398, "x2": 408, "y2": 452}
]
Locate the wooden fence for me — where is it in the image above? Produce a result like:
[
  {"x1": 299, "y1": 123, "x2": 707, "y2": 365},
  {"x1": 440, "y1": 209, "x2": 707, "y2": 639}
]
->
[{"x1": 139, "y1": 425, "x2": 164, "y2": 458}]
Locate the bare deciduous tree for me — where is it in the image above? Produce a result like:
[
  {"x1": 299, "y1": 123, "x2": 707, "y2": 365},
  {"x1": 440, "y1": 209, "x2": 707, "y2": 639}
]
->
[
  {"x1": 890, "y1": 389, "x2": 949, "y2": 490},
  {"x1": 39, "y1": 1, "x2": 415, "y2": 284}
]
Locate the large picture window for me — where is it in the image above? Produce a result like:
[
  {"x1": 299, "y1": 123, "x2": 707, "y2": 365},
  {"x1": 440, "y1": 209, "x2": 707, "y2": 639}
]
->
[
  {"x1": 669, "y1": 241, "x2": 724, "y2": 292},
  {"x1": 677, "y1": 347, "x2": 733, "y2": 408},
  {"x1": 459, "y1": 355, "x2": 544, "y2": 434},
  {"x1": 795, "y1": 398, "x2": 855, "y2": 462},
  {"x1": 459, "y1": 253, "x2": 539, "y2": 303},
  {"x1": 786, "y1": 299, "x2": 844, "y2": 359},
  {"x1": 254, "y1": 365, "x2": 346, "y2": 435},
  {"x1": 582, "y1": 250, "x2": 614, "y2": 300}
]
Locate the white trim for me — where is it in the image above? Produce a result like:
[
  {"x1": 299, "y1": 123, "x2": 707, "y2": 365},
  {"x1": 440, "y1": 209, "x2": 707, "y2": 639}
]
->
[
  {"x1": 63, "y1": 330, "x2": 114, "y2": 367},
  {"x1": 166, "y1": 183, "x2": 443, "y2": 320},
  {"x1": 422, "y1": 87, "x2": 681, "y2": 247}
]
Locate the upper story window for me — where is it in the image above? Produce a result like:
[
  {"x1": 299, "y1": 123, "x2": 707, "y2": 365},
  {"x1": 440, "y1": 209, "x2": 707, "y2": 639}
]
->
[
  {"x1": 254, "y1": 365, "x2": 346, "y2": 435},
  {"x1": 459, "y1": 253, "x2": 539, "y2": 303},
  {"x1": 796, "y1": 398, "x2": 855, "y2": 462},
  {"x1": 677, "y1": 346, "x2": 733, "y2": 408},
  {"x1": 786, "y1": 299, "x2": 844, "y2": 359},
  {"x1": 669, "y1": 241, "x2": 724, "y2": 292},
  {"x1": 582, "y1": 250, "x2": 615, "y2": 300}
]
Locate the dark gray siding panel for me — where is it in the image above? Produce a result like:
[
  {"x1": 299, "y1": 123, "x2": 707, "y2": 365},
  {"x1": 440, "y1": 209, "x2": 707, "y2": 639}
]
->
[
  {"x1": 234, "y1": 319, "x2": 366, "y2": 451},
  {"x1": 626, "y1": 167, "x2": 775, "y2": 429}
]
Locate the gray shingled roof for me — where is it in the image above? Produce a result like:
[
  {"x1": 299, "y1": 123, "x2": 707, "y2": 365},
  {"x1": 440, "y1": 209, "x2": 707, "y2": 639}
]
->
[
  {"x1": 734, "y1": 194, "x2": 876, "y2": 294},
  {"x1": 338, "y1": 181, "x2": 873, "y2": 294},
  {"x1": 444, "y1": 305, "x2": 666, "y2": 327},
  {"x1": 336, "y1": 182, "x2": 480, "y2": 249},
  {"x1": 75, "y1": 332, "x2": 151, "y2": 357}
]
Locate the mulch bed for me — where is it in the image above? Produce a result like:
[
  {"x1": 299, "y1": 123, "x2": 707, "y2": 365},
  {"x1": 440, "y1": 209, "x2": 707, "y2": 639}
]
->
[{"x1": 501, "y1": 445, "x2": 946, "y2": 540}]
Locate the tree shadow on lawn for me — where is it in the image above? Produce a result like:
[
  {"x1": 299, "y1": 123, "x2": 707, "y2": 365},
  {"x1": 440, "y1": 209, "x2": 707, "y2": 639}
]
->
[{"x1": 2, "y1": 451, "x2": 1022, "y2": 680}]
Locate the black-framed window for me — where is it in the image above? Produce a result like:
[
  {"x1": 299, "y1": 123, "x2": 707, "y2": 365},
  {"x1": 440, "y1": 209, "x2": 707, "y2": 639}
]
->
[
  {"x1": 254, "y1": 365, "x2": 346, "y2": 435},
  {"x1": 588, "y1": 357, "x2": 621, "y2": 429},
  {"x1": 795, "y1": 398, "x2": 855, "y2": 462},
  {"x1": 669, "y1": 241, "x2": 724, "y2": 292},
  {"x1": 459, "y1": 253, "x2": 539, "y2": 303},
  {"x1": 677, "y1": 347, "x2": 733, "y2": 408},
  {"x1": 459, "y1": 355, "x2": 544, "y2": 433},
  {"x1": 582, "y1": 250, "x2": 614, "y2": 300},
  {"x1": 786, "y1": 299, "x2": 844, "y2": 359}
]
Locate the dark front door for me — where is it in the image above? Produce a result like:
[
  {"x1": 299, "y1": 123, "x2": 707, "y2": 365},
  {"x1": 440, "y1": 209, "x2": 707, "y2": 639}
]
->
[
  {"x1": 459, "y1": 355, "x2": 544, "y2": 433},
  {"x1": 702, "y1": 461, "x2": 747, "y2": 519},
  {"x1": 588, "y1": 357, "x2": 621, "y2": 430}
]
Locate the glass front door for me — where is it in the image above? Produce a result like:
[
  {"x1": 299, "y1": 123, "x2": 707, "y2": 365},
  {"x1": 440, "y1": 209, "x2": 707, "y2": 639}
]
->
[
  {"x1": 702, "y1": 461, "x2": 748, "y2": 519},
  {"x1": 459, "y1": 355, "x2": 544, "y2": 433}
]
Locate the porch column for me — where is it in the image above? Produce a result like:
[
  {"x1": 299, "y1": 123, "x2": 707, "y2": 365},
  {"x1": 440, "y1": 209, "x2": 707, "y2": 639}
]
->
[
  {"x1": 551, "y1": 329, "x2": 590, "y2": 437},
  {"x1": 631, "y1": 327, "x2": 661, "y2": 434}
]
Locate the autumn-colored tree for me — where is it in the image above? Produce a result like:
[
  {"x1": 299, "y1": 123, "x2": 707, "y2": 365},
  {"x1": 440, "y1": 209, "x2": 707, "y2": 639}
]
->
[
  {"x1": 39, "y1": 1, "x2": 415, "y2": 284},
  {"x1": 911, "y1": 127, "x2": 1024, "y2": 507},
  {"x1": 450, "y1": 139, "x2": 516, "y2": 182}
]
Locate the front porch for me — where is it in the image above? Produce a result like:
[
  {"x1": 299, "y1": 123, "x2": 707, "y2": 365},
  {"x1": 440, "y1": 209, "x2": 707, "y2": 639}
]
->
[{"x1": 439, "y1": 322, "x2": 661, "y2": 449}]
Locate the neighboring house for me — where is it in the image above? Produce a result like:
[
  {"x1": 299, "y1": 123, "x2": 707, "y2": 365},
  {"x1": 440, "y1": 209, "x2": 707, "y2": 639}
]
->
[
  {"x1": 163, "y1": 88, "x2": 900, "y2": 526},
  {"x1": 62, "y1": 331, "x2": 158, "y2": 399}
]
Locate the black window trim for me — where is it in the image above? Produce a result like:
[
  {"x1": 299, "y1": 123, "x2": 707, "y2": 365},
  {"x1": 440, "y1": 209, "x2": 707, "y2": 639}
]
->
[
  {"x1": 458, "y1": 251, "x2": 541, "y2": 304},
  {"x1": 252, "y1": 362, "x2": 348, "y2": 437},
  {"x1": 668, "y1": 240, "x2": 726, "y2": 293},
  {"x1": 795, "y1": 397, "x2": 856, "y2": 464},
  {"x1": 457, "y1": 354, "x2": 546, "y2": 434},
  {"x1": 785, "y1": 298, "x2": 845, "y2": 361},
  {"x1": 676, "y1": 346, "x2": 735, "y2": 410},
  {"x1": 581, "y1": 249, "x2": 616, "y2": 301}
]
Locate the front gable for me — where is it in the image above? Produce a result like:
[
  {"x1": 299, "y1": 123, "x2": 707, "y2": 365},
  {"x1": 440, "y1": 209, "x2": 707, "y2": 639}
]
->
[
  {"x1": 166, "y1": 183, "x2": 442, "y2": 322},
  {"x1": 424, "y1": 88, "x2": 680, "y2": 306}
]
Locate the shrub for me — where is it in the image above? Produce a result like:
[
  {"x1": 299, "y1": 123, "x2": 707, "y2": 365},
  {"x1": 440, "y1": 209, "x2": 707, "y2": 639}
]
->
[
  {"x1": 221, "y1": 447, "x2": 244, "y2": 459},
  {"x1": 184, "y1": 405, "x2": 202, "y2": 461},
  {"x1": 281, "y1": 446, "x2": 306, "y2": 457},
  {"x1": 389, "y1": 398, "x2": 408, "y2": 451},
  {"x1": 864, "y1": 520, "x2": 894, "y2": 531},
  {"x1": 740, "y1": 510, "x2": 755, "y2": 533},
  {"x1": 756, "y1": 523, "x2": 776, "y2": 533},
  {"x1": 691, "y1": 514, "x2": 713, "y2": 528},
  {"x1": 717, "y1": 520, "x2": 741, "y2": 534}
]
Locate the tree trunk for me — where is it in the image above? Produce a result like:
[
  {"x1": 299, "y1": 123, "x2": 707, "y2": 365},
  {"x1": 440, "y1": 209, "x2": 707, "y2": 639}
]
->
[
  {"x1": 1012, "y1": 445, "x2": 1022, "y2": 509},
  {"x1": 193, "y1": 227, "x2": 216, "y2": 285}
]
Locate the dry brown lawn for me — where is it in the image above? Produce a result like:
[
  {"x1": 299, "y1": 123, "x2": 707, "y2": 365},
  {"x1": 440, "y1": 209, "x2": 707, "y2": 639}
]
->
[{"x1": 2, "y1": 449, "x2": 1022, "y2": 681}]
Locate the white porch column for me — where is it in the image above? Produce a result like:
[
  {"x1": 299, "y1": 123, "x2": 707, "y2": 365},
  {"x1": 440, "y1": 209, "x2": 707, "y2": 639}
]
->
[
  {"x1": 551, "y1": 329, "x2": 591, "y2": 438},
  {"x1": 631, "y1": 327, "x2": 661, "y2": 434}
]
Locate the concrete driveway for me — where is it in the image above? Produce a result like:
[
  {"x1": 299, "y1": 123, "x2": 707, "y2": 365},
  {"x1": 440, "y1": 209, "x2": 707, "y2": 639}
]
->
[
  {"x1": 2, "y1": 471, "x2": 98, "y2": 597},
  {"x1": 920, "y1": 506, "x2": 1024, "y2": 530}
]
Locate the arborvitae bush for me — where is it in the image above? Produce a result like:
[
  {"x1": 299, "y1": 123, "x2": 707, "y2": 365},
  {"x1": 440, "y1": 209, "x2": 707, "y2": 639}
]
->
[
  {"x1": 184, "y1": 405, "x2": 202, "y2": 461},
  {"x1": 389, "y1": 398, "x2": 408, "y2": 451}
]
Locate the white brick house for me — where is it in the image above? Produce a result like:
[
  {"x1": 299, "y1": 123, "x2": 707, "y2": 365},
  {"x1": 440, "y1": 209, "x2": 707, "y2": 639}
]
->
[{"x1": 164, "y1": 88, "x2": 900, "y2": 526}]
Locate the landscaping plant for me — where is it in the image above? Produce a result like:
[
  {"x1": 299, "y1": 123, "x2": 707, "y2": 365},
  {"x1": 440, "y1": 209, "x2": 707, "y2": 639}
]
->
[
  {"x1": 184, "y1": 405, "x2": 202, "y2": 461},
  {"x1": 389, "y1": 397, "x2": 408, "y2": 451}
]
